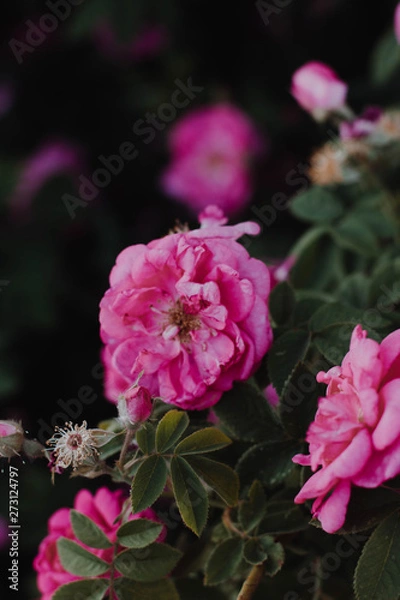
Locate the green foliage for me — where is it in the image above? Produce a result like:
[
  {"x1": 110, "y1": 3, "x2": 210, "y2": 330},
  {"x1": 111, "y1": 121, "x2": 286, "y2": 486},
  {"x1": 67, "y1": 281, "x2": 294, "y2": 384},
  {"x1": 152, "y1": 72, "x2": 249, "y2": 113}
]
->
[
  {"x1": 204, "y1": 538, "x2": 245, "y2": 586},
  {"x1": 70, "y1": 510, "x2": 113, "y2": 549},
  {"x1": 291, "y1": 187, "x2": 344, "y2": 223},
  {"x1": 236, "y1": 440, "x2": 300, "y2": 487},
  {"x1": 238, "y1": 480, "x2": 267, "y2": 534},
  {"x1": 56, "y1": 538, "x2": 110, "y2": 577},
  {"x1": 174, "y1": 427, "x2": 232, "y2": 455},
  {"x1": 52, "y1": 579, "x2": 109, "y2": 600},
  {"x1": 170, "y1": 455, "x2": 209, "y2": 536},
  {"x1": 117, "y1": 519, "x2": 164, "y2": 549},
  {"x1": 259, "y1": 501, "x2": 309, "y2": 535},
  {"x1": 269, "y1": 281, "x2": 296, "y2": 326},
  {"x1": 131, "y1": 455, "x2": 168, "y2": 513},
  {"x1": 115, "y1": 542, "x2": 182, "y2": 582},
  {"x1": 370, "y1": 28, "x2": 400, "y2": 83},
  {"x1": 354, "y1": 512, "x2": 400, "y2": 600},
  {"x1": 267, "y1": 329, "x2": 311, "y2": 395},
  {"x1": 185, "y1": 455, "x2": 239, "y2": 507},
  {"x1": 136, "y1": 423, "x2": 156, "y2": 455},
  {"x1": 114, "y1": 578, "x2": 181, "y2": 600},
  {"x1": 155, "y1": 409, "x2": 190, "y2": 453},
  {"x1": 243, "y1": 537, "x2": 268, "y2": 565}
]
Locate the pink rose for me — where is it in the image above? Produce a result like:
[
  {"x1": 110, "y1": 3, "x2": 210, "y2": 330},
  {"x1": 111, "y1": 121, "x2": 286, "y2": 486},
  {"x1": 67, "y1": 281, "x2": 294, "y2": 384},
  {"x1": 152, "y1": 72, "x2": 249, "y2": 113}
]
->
[
  {"x1": 118, "y1": 384, "x2": 153, "y2": 425},
  {"x1": 395, "y1": 3, "x2": 400, "y2": 44},
  {"x1": 291, "y1": 61, "x2": 348, "y2": 119},
  {"x1": 293, "y1": 325, "x2": 400, "y2": 533},
  {"x1": 161, "y1": 104, "x2": 265, "y2": 215},
  {"x1": 100, "y1": 206, "x2": 272, "y2": 410},
  {"x1": 94, "y1": 22, "x2": 168, "y2": 62},
  {"x1": 34, "y1": 487, "x2": 166, "y2": 600}
]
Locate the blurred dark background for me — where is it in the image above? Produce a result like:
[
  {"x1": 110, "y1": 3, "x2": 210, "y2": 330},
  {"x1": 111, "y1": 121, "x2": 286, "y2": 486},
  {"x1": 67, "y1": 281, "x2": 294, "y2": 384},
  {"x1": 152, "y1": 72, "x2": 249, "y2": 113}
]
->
[{"x1": 0, "y1": 0, "x2": 398, "y2": 596}]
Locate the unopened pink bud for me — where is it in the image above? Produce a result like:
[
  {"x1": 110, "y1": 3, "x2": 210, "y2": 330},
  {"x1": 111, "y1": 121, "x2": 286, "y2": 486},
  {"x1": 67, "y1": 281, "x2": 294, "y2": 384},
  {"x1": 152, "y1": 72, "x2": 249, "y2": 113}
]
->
[
  {"x1": 118, "y1": 386, "x2": 153, "y2": 425},
  {"x1": 291, "y1": 61, "x2": 348, "y2": 119}
]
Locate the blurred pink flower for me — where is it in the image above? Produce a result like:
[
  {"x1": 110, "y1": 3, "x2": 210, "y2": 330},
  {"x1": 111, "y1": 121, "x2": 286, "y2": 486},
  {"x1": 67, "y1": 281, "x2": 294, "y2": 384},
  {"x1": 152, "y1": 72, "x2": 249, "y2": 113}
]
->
[
  {"x1": 0, "y1": 516, "x2": 8, "y2": 551},
  {"x1": 94, "y1": 22, "x2": 168, "y2": 62},
  {"x1": 0, "y1": 82, "x2": 14, "y2": 118},
  {"x1": 34, "y1": 487, "x2": 166, "y2": 600},
  {"x1": 395, "y1": 3, "x2": 400, "y2": 44},
  {"x1": 100, "y1": 206, "x2": 272, "y2": 410},
  {"x1": 340, "y1": 106, "x2": 382, "y2": 141},
  {"x1": 293, "y1": 325, "x2": 400, "y2": 533},
  {"x1": 161, "y1": 104, "x2": 265, "y2": 215},
  {"x1": 9, "y1": 140, "x2": 82, "y2": 219},
  {"x1": 291, "y1": 61, "x2": 348, "y2": 119},
  {"x1": 264, "y1": 383, "x2": 279, "y2": 408},
  {"x1": 268, "y1": 256, "x2": 295, "y2": 289}
]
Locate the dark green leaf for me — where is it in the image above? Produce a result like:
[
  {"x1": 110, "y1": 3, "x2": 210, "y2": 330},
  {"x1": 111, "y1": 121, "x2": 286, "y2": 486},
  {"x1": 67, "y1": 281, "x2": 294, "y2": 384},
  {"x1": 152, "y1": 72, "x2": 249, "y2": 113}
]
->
[
  {"x1": 259, "y1": 536, "x2": 285, "y2": 577},
  {"x1": 279, "y1": 362, "x2": 322, "y2": 439},
  {"x1": 114, "y1": 578, "x2": 180, "y2": 600},
  {"x1": 244, "y1": 538, "x2": 268, "y2": 565},
  {"x1": 52, "y1": 579, "x2": 109, "y2": 600},
  {"x1": 334, "y1": 216, "x2": 379, "y2": 257},
  {"x1": 98, "y1": 431, "x2": 125, "y2": 461},
  {"x1": 236, "y1": 440, "x2": 300, "y2": 488},
  {"x1": 131, "y1": 455, "x2": 168, "y2": 513},
  {"x1": 259, "y1": 501, "x2": 309, "y2": 535},
  {"x1": 185, "y1": 455, "x2": 239, "y2": 507},
  {"x1": 370, "y1": 29, "x2": 400, "y2": 84},
  {"x1": 136, "y1": 423, "x2": 156, "y2": 455},
  {"x1": 56, "y1": 538, "x2": 110, "y2": 577},
  {"x1": 176, "y1": 578, "x2": 227, "y2": 599},
  {"x1": 170, "y1": 456, "x2": 208, "y2": 536},
  {"x1": 117, "y1": 519, "x2": 163, "y2": 549},
  {"x1": 239, "y1": 480, "x2": 266, "y2": 533},
  {"x1": 354, "y1": 512, "x2": 400, "y2": 600},
  {"x1": 337, "y1": 273, "x2": 371, "y2": 310},
  {"x1": 156, "y1": 410, "x2": 190, "y2": 453},
  {"x1": 205, "y1": 538, "x2": 244, "y2": 586},
  {"x1": 338, "y1": 486, "x2": 400, "y2": 534},
  {"x1": 269, "y1": 281, "x2": 295, "y2": 326},
  {"x1": 291, "y1": 187, "x2": 344, "y2": 223},
  {"x1": 268, "y1": 329, "x2": 311, "y2": 395},
  {"x1": 70, "y1": 510, "x2": 112, "y2": 550},
  {"x1": 175, "y1": 428, "x2": 232, "y2": 455},
  {"x1": 115, "y1": 543, "x2": 182, "y2": 583},
  {"x1": 214, "y1": 382, "x2": 283, "y2": 443}
]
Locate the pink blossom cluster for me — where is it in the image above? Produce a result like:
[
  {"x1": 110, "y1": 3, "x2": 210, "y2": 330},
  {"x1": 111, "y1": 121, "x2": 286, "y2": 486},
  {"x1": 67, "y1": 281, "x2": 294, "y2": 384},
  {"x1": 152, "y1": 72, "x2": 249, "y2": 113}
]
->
[
  {"x1": 34, "y1": 487, "x2": 165, "y2": 600},
  {"x1": 161, "y1": 104, "x2": 265, "y2": 215},
  {"x1": 100, "y1": 205, "x2": 272, "y2": 410},
  {"x1": 294, "y1": 325, "x2": 400, "y2": 533}
]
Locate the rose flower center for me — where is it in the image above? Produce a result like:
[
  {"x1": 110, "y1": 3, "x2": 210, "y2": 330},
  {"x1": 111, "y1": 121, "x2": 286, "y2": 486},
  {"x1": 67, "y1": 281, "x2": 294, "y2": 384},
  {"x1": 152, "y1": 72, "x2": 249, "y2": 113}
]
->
[{"x1": 168, "y1": 300, "x2": 201, "y2": 343}]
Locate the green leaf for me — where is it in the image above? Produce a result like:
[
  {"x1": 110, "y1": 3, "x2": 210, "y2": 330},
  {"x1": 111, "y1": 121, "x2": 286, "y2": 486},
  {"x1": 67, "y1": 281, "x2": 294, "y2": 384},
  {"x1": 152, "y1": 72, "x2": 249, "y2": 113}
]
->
[
  {"x1": 205, "y1": 538, "x2": 244, "y2": 586},
  {"x1": 291, "y1": 187, "x2": 344, "y2": 223},
  {"x1": 269, "y1": 281, "x2": 295, "y2": 326},
  {"x1": 244, "y1": 538, "x2": 268, "y2": 565},
  {"x1": 214, "y1": 382, "x2": 283, "y2": 443},
  {"x1": 136, "y1": 423, "x2": 156, "y2": 455},
  {"x1": 337, "y1": 273, "x2": 370, "y2": 310},
  {"x1": 131, "y1": 455, "x2": 168, "y2": 513},
  {"x1": 293, "y1": 295, "x2": 327, "y2": 326},
  {"x1": 354, "y1": 512, "x2": 400, "y2": 600},
  {"x1": 334, "y1": 216, "x2": 379, "y2": 257},
  {"x1": 185, "y1": 455, "x2": 239, "y2": 507},
  {"x1": 259, "y1": 501, "x2": 309, "y2": 535},
  {"x1": 175, "y1": 427, "x2": 232, "y2": 455},
  {"x1": 268, "y1": 329, "x2": 311, "y2": 395},
  {"x1": 117, "y1": 519, "x2": 164, "y2": 549},
  {"x1": 314, "y1": 323, "x2": 357, "y2": 364},
  {"x1": 338, "y1": 486, "x2": 400, "y2": 534},
  {"x1": 370, "y1": 28, "x2": 400, "y2": 84},
  {"x1": 115, "y1": 543, "x2": 182, "y2": 583},
  {"x1": 259, "y1": 536, "x2": 285, "y2": 577},
  {"x1": 309, "y1": 301, "x2": 359, "y2": 332},
  {"x1": 56, "y1": 538, "x2": 110, "y2": 577},
  {"x1": 156, "y1": 410, "x2": 190, "y2": 453},
  {"x1": 236, "y1": 440, "x2": 299, "y2": 488},
  {"x1": 114, "y1": 578, "x2": 180, "y2": 600},
  {"x1": 70, "y1": 510, "x2": 113, "y2": 550},
  {"x1": 239, "y1": 480, "x2": 267, "y2": 533},
  {"x1": 176, "y1": 579, "x2": 226, "y2": 599},
  {"x1": 170, "y1": 456, "x2": 209, "y2": 536},
  {"x1": 98, "y1": 431, "x2": 125, "y2": 460},
  {"x1": 52, "y1": 578, "x2": 109, "y2": 600}
]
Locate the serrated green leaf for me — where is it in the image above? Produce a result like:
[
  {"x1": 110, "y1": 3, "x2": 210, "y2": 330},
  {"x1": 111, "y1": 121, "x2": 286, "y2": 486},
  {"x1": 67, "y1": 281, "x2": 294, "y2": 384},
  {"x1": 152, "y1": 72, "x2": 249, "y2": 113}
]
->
[
  {"x1": 244, "y1": 538, "x2": 268, "y2": 565},
  {"x1": 259, "y1": 536, "x2": 285, "y2": 577},
  {"x1": 291, "y1": 187, "x2": 344, "y2": 223},
  {"x1": 156, "y1": 410, "x2": 190, "y2": 453},
  {"x1": 136, "y1": 423, "x2": 156, "y2": 455},
  {"x1": 354, "y1": 512, "x2": 400, "y2": 600},
  {"x1": 117, "y1": 519, "x2": 163, "y2": 549},
  {"x1": 174, "y1": 428, "x2": 232, "y2": 455},
  {"x1": 52, "y1": 578, "x2": 109, "y2": 600},
  {"x1": 70, "y1": 510, "x2": 113, "y2": 550},
  {"x1": 205, "y1": 538, "x2": 244, "y2": 586},
  {"x1": 269, "y1": 281, "x2": 295, "y2": 326},
  {"x1": 115, "y1": 543, "x2": 182, "y2": 582},
  {"x1": 214, "y1": 382, "x2": 283, "y2": 443},
  {"x1": 170, "y1": 456, "x2": 208, "y2": 536},
  {"x1": 268, "y1": 329, "x2": 310, "y2": 395},
  {"x1": 236, "y1": 440, "x2": 299, "y2": 488},
  {"x1": 131, "y1": 455, "x2": 168, "y2": 513},
  {"x1": 239, "y1": 480, "x2": 266, "y2": 533},
  {"x1": 338, "y1": 486, "x2": 400, "y2": 534},
  {"x1": 185, "y1": 455, "x2": 239, "y2": 507},
  {"x1": 114, "y1": 578, "x2": 180, "y2": 600},
  {"x1": 57, "y1": 538, "x2": 110, "y2": 577}
]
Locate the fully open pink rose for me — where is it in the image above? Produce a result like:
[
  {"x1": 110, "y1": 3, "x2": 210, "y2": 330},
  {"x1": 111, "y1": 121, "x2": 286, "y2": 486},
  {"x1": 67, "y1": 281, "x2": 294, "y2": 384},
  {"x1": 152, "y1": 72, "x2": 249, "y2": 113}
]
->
[
  {"x1": 161, "y1": 104, "x2": 265, "y2": 215},
  {"x1": 34, "y1": 487, "x2": 165, "y2": 600},
  {"x1": 100, "y1": 206, "x2": 272, "y2": 410},
  {"x1": 291, "y1": 61, "x2": 348, "y2": 119},
  {"x1": 293, "y1": 325, "x2": 400, "y2": 533}
]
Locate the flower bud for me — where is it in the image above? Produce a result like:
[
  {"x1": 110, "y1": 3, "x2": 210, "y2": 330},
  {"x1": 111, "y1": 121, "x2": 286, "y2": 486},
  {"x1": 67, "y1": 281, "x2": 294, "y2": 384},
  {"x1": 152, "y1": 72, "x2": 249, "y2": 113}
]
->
[
  {"x1": 118, "y1": 386, "x2": 153, "y2": 426},
  {"x1": 395, "y1": 3, "x2": 400, "y2": 44},
  {"x1": 0, "y1": 420, "x2": 24, "y2": 457},
  {"x1": 291, "y1": 61, "x2": 348, "y2": 120}
]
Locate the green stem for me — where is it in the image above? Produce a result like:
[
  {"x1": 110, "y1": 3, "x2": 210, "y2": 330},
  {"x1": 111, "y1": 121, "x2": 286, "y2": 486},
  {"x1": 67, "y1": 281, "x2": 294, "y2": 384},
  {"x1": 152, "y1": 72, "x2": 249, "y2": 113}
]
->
[{"x1": 237, "y1": 564, "x2": 265, "y2": 600}]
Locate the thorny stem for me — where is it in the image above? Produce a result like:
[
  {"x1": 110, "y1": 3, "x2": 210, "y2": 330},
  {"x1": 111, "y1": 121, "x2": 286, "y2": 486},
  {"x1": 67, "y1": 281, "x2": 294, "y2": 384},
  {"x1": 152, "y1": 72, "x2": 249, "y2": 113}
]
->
[
  {"x1": 117, "y1": 427, "x2": 136, "y2": 472},
  {"x1": 237, "y1": 564, "x2": 265, "y2": 600}
]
